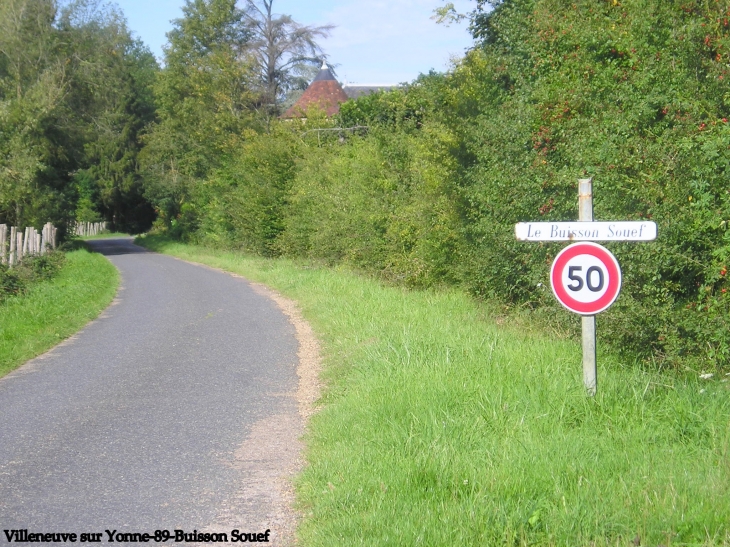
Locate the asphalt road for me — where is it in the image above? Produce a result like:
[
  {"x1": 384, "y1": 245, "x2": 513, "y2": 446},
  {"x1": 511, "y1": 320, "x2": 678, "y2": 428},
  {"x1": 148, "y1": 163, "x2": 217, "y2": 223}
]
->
[{"x1": 0, "y1": 238, "x2": 301, "y2": 542}]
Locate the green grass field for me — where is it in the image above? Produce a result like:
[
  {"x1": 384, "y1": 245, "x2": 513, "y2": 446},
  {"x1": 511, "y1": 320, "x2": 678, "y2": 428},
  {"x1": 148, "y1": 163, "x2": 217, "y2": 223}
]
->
[
  {"x1": 0, "y1": 248, "x2": 119, "y2": 378},
  {"x1": 138, "y1": 235, "x2": 730, "y2": 547}
]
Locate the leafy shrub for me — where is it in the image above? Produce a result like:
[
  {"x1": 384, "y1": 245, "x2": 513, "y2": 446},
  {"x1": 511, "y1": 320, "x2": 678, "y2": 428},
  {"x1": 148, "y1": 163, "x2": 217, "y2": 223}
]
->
[
  {"x1": 454, "y1": 0, "x2": 730, "y2": 369},
  {"x1": 279, "y1": 122, "x2": 462, "y2": 287},
  {"x1": 0, "y1": 266, "x2": 24, "y2": 301},
  {"x1": 193, "y1": 122, "x2": 305, "y2": 254},
  {"x1": 0, "y1": 251, "x2": 66, "y2": 303},
  {"x1": 154, "y1": 0, "x2": 730, "y2": 370}
]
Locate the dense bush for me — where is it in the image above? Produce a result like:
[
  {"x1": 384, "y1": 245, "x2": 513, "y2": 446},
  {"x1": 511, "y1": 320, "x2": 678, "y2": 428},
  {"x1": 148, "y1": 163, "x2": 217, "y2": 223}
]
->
[
  {"x1": 158, "y1": 0, "x2": 730, "y2": 371},
  {"x1": 275, "y1": 120, "x2": 461, "y2": 287},
  {"x1": 191, "y1": 123, "x2": 303, "y2": 254},
  {"x1": 0, "y1": 251, "x2": 66, "y2": 303},
  {"x1": 453, "y1": 0, "x2": 730, "y2": 368}
]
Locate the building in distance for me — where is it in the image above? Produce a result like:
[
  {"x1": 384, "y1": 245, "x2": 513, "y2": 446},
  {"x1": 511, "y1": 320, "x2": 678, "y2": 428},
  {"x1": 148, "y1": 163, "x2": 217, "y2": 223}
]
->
[
  {"x1": 282, "y1": 62, "x2": 396, "y2": 118},
  {"x1": 342, "y1": 84, "x2": 397, "y2": 100}
]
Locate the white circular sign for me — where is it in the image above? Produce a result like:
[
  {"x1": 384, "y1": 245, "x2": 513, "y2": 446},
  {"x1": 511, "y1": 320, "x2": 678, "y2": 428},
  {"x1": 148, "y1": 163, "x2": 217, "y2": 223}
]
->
[{"x1": 550, "y1": 242, "x2": 622, "y2": 315}]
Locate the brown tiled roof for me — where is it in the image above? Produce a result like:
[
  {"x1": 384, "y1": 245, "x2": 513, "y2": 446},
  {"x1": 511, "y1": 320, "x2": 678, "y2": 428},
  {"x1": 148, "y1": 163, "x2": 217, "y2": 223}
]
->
[
  {"x1": 283, "y1": 66, "x2": 349, "y2": 118},
  {"x1": 283, "y1": 80, "x2": 349, "y2": 117}
]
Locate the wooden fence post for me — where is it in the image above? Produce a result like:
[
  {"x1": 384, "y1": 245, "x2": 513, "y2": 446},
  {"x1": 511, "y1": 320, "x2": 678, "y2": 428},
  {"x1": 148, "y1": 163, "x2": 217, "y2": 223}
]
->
[
  {"x1": 1, "y1": 222, "x2": 59, "y2": 266},
  {"x1": 9, "y1": 227, "x2": 16, "y2": 266},
  {"x1": 0, "y1": 224, "x2": 6, "y2": 265},
  {"x1": 16, "y1": 229, "x2": 23, "y2": 261}
]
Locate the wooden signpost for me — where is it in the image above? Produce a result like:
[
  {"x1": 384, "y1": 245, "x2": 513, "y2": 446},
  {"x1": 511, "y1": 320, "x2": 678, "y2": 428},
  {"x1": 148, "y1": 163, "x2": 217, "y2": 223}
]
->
[{"x1": 515, "y1": 178, "x2": 657, "y2": 395}]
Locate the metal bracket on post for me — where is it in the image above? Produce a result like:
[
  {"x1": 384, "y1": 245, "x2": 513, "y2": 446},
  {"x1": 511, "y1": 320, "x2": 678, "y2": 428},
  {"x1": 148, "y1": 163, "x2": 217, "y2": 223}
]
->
[{"x1": 578, "y1": 178, "x2": 597, "y2": 396}]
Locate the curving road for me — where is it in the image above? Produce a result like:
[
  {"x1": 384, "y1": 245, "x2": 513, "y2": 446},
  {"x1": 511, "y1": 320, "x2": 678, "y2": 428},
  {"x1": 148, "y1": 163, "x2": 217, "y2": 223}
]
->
[{"x1": 0, "y1": 238, "x2": 302, "y2": 544}]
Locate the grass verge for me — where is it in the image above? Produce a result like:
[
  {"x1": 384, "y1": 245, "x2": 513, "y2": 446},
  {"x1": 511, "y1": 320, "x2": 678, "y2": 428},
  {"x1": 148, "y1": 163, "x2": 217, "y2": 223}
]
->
[
  {"x1": 0, "y1": 248, "x2": 119, "y2": 378},
  {"x1": 79, "y1": 231, "x2": 131, "y2": 240},
  {"x1": 137, "y1": 234, "x2": 730, "y2": 547}
]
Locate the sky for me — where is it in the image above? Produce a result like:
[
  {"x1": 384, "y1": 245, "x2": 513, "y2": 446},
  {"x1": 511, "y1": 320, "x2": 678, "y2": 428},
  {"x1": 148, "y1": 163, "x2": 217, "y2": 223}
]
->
[{"x1": 115, "y1": 0, "x2": 476, "y2": 84}]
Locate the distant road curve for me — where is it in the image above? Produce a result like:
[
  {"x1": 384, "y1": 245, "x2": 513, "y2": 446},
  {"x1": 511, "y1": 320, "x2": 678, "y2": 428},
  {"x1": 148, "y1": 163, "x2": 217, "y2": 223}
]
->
[{"x1": 0, "y1": 237, "x2": 304, "y2": 545}]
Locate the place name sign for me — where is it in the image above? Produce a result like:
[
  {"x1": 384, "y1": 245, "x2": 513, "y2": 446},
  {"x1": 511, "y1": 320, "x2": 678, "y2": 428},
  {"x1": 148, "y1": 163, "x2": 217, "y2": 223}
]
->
[{"x1": 515, "y1": 221, "x2": 657, "y2": 242}]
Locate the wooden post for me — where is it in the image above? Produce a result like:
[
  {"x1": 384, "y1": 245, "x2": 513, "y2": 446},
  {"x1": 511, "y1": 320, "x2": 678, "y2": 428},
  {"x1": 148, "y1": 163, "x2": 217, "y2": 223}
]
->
[
  {"x1": 16, "y1": 229, "x2": 23, "y2": 262},
  {"x1": 35, "y1": 231, "x2": 41, "y2": 256},
  {"x1": 0, "y1": 224, "x2": 6, "y2": 265},
  {"x1": 9, "y1": 227, "x2": 16, "y2": 266},
  {"x1": 578, "y1": 178, "x2": 597, "y2": 396}
]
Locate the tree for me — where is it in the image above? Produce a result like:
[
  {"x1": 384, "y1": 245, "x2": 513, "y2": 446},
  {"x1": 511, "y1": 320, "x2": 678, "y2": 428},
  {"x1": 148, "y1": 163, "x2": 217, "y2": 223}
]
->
[
  {"x1": 56, "y1": 0, "x2": 159, "y2": 232},
  {"x1": 0, "y1": 0, "x2": 159, "y2": 231},
  {"x1": 140, "y1": 0, "x2": 258, "y2": 232},
  {"x1": 242, "y1": 0, "x2": 333, "y2": 112},
  {"x1": 0, "y1": 0, "x2": 62, "y2": 226}
]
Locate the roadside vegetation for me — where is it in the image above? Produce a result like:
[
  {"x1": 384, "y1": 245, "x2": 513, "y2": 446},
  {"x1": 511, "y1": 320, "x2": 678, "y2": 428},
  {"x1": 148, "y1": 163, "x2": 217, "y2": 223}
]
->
[
  {"x1": 80, "y1": 232, "x2": 133, "y2": 240},
  {"x1": 0, "y1": 251, "x2": 66, "y2": 304},
  {"x1": 5, "y1": 0, "x2": 729, "y2": 369},
  {"x1": 0, "y1": 247, "x2": 119, "y2": 378},
  {"x1": 138, "y1": 235, "x2": 730, "y2": 546},
  {"x1": 0, "y1": 0, "x2": 157, "y2": 234},
  {"x1": 6, "y1": 0, "x2": 730, "y2": 542},
  {"x1": 138, "y1": 0, "x2": 730, "y2": 372}
]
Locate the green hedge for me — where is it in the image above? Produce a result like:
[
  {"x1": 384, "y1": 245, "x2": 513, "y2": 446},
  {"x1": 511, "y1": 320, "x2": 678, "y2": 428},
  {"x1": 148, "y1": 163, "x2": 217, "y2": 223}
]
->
[{"x1": 154, "y1": 0, "x2": 730, "y2": 371}]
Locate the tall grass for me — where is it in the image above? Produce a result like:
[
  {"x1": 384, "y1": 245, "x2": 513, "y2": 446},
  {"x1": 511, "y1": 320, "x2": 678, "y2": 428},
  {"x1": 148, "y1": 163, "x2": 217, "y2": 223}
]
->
[
  {"x1": 138, "y1": 235, "x2": 730, "y2": 546},
  {"x1": 0, "y1": 248, "x2": 119, "y2": 377}
]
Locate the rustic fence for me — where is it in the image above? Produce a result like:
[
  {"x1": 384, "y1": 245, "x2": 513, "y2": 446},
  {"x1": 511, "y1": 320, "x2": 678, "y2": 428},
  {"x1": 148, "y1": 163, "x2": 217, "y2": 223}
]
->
[
  {"x1": 69, "y1": 221, "x2": 107, "y2": 237},
  {"x1": 0, "y1": 222, "x2": 58, "y2": 267}
]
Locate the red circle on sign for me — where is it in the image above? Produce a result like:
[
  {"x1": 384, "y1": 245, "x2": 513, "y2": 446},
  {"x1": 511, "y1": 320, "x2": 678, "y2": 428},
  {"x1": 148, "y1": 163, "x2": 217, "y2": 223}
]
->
[{"x1": 550, "y1": 242, "x2": 621, "y2": 315}]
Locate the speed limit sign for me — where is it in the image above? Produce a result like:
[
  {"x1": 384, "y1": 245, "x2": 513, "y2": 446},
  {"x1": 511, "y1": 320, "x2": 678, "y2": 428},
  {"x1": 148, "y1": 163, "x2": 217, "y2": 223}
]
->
[{"x1": 550, "y1": 242, "x2": 621, "y2": 315}]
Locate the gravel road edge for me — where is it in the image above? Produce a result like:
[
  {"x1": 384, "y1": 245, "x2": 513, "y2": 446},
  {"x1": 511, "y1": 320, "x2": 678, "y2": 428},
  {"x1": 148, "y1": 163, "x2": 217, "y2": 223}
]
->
[{"x1": 163, "y1": 257, "x2": 323, "y2": 547}]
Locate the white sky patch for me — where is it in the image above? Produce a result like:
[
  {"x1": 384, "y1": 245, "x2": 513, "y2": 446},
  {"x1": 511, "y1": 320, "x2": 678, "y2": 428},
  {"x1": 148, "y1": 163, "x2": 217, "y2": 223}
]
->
[
  {"x1": 117, "y1": 0, "x2": 476, "y2": 83},
  {"x1": 316, "y1": 0, "x2": 474, "y2": 83}
]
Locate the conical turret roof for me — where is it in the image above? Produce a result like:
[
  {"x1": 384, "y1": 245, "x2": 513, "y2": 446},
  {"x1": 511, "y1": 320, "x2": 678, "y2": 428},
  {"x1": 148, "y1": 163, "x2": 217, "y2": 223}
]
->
[
  {"x1": 283, "y1": 62, "x2": 349, "y2": 118},
  {"x1": 312, "y1": 63, "x2": 338, "y2": 82}
]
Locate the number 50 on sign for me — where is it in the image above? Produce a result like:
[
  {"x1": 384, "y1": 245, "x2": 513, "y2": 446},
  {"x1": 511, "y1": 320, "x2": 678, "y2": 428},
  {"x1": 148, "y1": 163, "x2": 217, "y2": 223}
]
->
[{"x1": 550, "y1": 242, "x2": 622, "y2": 315}]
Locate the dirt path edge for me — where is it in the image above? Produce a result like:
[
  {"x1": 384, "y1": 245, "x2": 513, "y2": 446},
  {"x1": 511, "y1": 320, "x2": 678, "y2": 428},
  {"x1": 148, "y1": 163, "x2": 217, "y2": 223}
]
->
[
  {"x1": 247, "y1": 281, "x2": 322, "y2": 422},
  {"x1": 162, "y1": 255, "x2": 322, "y2": 547}
]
